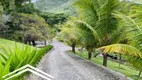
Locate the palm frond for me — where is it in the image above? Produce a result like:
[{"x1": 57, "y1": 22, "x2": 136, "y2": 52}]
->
[
  {"x1": 97, "y1": 0, "x2": 119, "y2": 36},
  {"x1": 74, "y1": 20, "x2": 101, "y2": 43},
  {"x1": 98, "y1": 44, "x2": 142, "y2": 58},
  {"x1": 74, "y1": 0, "x2": 99, "y2": 27}
]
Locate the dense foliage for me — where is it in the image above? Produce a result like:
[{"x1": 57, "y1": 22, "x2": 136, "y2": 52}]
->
[
  {"x1": 59, "y1": 0, "x2": 142, "y2": 79},
  {"x1": 10, "y1": 13, "x2": 48, "y2": 41},
  {"x1": 0, "y1": 0, "x2": 68, "y2": 43},
  {"x1": 0, "y1": 0, "x2": 31, "y2": 14},
  {"x1": 0, "y1": 43, "x2": 52, "y2": 80},
  {"x1": 39, "y1": 12, "x2": 68, "y2": 25}
]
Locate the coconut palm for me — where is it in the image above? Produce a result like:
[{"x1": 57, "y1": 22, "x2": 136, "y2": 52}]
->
[
  {"x1": 73, "y1": 0, "x2": 142, "y2": 66},
  {"x1": 73, "y1": 0, "x2": 129, "y2": 66},
  {"x1": 59, "y1": 20, "x2": 78, "y2": 54},
  {"x1": 98, "y1": 4, "x2": 142, "y2": 76},
  {"x1": 98, "y1": 43, "x2": 142, "y2": 80},
  {"x1": 60, "y1": 20, "x2": 100, "y2": 58},
  {"x1": 60, "y1": 0, "x2": 142, "y2": 67}
]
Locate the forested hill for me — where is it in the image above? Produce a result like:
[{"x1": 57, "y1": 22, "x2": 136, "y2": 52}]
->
[{"x1": 34, "y1": 0, "x2": 76, "y2": 15}]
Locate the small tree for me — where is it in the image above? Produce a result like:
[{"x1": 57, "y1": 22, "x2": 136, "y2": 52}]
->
[
  {"x1": 60, "y1": 20, "x2": 100, "y2": 58},
  {"x1": 98, "y1": 44, "x2": 142, "y2": 80}
]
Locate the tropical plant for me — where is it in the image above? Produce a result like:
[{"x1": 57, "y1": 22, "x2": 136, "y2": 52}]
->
[
  {"x1": 67, "y1": 0, "x2": 142, "y2": 67},
  {"x1": 98, "y1": 43, "x2": 142, "y2": 80},
  {"x1": 60, "y1": 19, "x2": 100, "y2": 58},
  {"x1": 0, "y1": 59, "x2": 10, "y2": 80},
  {"x1": 60, "y1": 0, "x2": 123, "y2": 64},
  {"x1": 0, "y1": 44, "x2": 52, "y2": 80},
  {"x1": 59, "y1": 20, "x2": 78, "y2": 54}
]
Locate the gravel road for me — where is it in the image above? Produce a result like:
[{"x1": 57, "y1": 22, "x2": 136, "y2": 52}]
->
[{"x1": 27, "y1": 40, "x2": 130, "y2": 80}]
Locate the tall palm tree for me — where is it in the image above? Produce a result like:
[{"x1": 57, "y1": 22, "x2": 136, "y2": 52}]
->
[
  {"x1": 98, "y1": 1, "x2": 142, "y2": 76},
  {"x1": 74, "y1": 0, "x2": 128, "y2": 66},
  {"x1": 60, "y1": 0, "x2": 142, "y2": 67}
]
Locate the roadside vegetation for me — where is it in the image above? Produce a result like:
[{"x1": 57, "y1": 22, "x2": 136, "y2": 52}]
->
[
  {"x1": 59, "y1": 0, "x2": 142, "y2": 80},
  {"x1": 72, "y1": 50, "x2": 142, "y2": 80}
]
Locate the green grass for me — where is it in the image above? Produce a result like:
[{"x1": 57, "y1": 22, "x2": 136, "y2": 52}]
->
[{"x1": 74, "y1": 50, "x2": 142, "y2": 80}]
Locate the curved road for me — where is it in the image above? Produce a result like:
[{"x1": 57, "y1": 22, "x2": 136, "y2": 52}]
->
[{"x1": 27, "y1": 40, "x2": 130, "y2": 80}]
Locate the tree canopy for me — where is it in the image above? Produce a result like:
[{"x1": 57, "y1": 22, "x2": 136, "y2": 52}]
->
[{"x1": 8, "y1": 13, "x2": 48, "y2": 41}]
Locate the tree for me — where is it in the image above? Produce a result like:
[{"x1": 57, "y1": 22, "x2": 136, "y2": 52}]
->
[
  {"x1": 59, "y1": 21, "x2": 77, "y2": 54},
  {"x1": 73, "y1": 0, "x2": 142, "y2": 66},
  {"x1": 72, "y1": 0, "x2": 127, "y2": 65},
  {"x1": 98, "y1": 3, "x2": 142, "y2": 74},
  {"x1": 60, "y1": 19, "x2": 100, "y2": 59},
  {"x1": 7, "y1": 13, "x2": 48, "y2": 45},
  {"x1": 0, "y1": 4, "x2": 9, "y2": 38},
  {"x1": 65, "y1": 0, "x2": 142, "y2": 67},
  {"x1": 0, "y1": 0, "x2": 31, "y2": 13},
  {"x1": 98, "y1": 43, "x2": 142, "y2": 80},
  {"x1": 39, "y1": 12, "x2": 68, "y2": 26},
  {"x1": 16, "y1": 3, "x2": 39, "y2": 14}
]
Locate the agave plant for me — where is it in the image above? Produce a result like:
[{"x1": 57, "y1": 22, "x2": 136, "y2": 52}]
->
[
  {"x1": 0, "y1": 59, "x2": 10, "y2": 80},
  {"x1": 0, "y1": 44, "x2": 52, "y2": 79}
]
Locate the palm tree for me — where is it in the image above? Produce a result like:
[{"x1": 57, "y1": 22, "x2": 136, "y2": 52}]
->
[
  {"x1": 97, "y1": 6, "x2": 142, "y2": 75},
  {"x1": 73, "y1": 0, "x2": 142, "y2": 66},
  {"x1": 60, "y1": 0, "x2": 142, "y2": 67},
  {"x1": 73, "y1": 0, "x2": 129, "y2": 66},
  {"x1": 60, "y1": 20, "x2": 100, "y2": 58},
  {"x1": 98, "y1": 43, "x2": 142, "y2": 80},
  {"x1": 59, "y1": 21, "x2": 78, "y2": 54}
]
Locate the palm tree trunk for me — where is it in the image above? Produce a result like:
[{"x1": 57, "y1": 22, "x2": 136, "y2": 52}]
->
[
  {"x1": 118, "y1": 54, "x2": 122, "y2": 68},
  {"x1": 80, "y1": 47, "x2": 83, "y2": 57},
  {"x1": 88, "y1": 51, "x2": 92, "y2": 60},
  {"x1": 103, "y1": 53, "x2": 107, "y2": 67},
  {"x1": 71, "y1": 43, "x2": 76, "y2": 54},
  {"x1": 137, "y1": 71, "x2": 142, "y2": 80}
]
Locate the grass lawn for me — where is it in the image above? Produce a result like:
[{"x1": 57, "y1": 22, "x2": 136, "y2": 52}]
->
[{"x1": 74, "y1": 50, "x2": 142, "y2": 80}]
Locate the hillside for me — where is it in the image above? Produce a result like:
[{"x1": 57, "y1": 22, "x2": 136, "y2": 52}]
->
[{"x1": 34, "y1": 0, "x2": 76, "y2": 15}]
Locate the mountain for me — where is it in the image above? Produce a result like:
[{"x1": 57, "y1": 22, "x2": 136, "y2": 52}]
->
[{"x1": 34, "y1": 0, "x2": 76, "y2": 15}]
